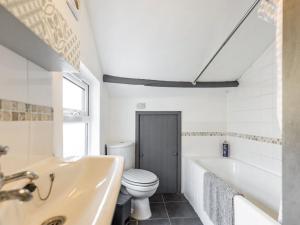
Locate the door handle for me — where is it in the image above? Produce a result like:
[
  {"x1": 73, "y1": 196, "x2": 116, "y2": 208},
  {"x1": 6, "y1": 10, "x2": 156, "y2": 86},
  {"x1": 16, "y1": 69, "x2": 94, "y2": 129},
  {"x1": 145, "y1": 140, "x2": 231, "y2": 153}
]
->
[
  {"x1": 173, "y1": 152, "x2": 178, "y2": 156},
  {"x1": 140, "y1": 153, "x2": 144, "y2": 158}
]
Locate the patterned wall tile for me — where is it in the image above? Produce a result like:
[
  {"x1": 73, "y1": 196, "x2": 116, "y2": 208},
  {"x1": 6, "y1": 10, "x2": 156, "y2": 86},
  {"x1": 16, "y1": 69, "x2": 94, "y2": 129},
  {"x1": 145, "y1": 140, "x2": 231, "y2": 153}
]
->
[
  {"x1": 0, "y1": 0, "x2": 80, "y2": 70},
  {"x1": 0, "y1": 99, "x2": 53, "y2": 121}
]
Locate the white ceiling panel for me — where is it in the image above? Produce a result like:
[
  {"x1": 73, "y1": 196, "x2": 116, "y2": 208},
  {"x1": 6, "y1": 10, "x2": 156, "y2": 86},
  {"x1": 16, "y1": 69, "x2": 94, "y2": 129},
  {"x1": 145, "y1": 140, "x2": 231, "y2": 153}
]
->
[
  {"x1": 86, "y1": 0, "x2": 272, "y2": 83},
  {"x1": 198, "y1": 5, "x2": 275, "y2": 82}
]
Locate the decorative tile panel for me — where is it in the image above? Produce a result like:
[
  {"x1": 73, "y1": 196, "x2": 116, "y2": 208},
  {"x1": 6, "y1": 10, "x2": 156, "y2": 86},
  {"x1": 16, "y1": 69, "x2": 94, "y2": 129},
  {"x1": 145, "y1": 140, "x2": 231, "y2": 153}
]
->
[
  {"x1": 182, "y1": 131, "x2": 282, "y2": 145},
  {"x1": 0, "y1": 0, "x2": 80, "y2": 70},
  {"x1": 0, "y1": 99, "x2": 53, "y2": 121}
]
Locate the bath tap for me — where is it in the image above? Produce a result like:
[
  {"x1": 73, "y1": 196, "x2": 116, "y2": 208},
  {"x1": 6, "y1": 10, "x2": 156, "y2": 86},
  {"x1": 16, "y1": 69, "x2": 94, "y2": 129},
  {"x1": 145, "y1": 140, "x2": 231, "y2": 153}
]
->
[
  {"x1": 0, "y1": 171, "x2": 39, "y2": 189},
  {"x1": 0, "y1": 188, "x2": 32, "y2": 202}
]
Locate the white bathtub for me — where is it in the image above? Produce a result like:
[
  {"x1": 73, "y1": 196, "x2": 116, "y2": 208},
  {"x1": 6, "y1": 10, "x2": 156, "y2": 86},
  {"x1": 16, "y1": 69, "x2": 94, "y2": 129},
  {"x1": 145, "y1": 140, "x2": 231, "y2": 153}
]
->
[{"x1": 182, "y1": 156, "x2": 282, "y2": 225}]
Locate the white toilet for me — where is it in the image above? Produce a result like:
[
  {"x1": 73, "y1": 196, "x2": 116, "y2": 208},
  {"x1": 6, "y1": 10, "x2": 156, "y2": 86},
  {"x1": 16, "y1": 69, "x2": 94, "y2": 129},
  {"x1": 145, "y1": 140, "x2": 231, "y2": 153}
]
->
[{"x1": 106, "y1": 142, "x2": 159, "y2": 220}]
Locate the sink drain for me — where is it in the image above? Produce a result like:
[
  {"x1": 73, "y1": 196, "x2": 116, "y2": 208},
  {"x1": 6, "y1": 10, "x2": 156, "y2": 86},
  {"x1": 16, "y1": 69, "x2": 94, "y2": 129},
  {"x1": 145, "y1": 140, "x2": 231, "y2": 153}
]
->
[{"x1": 41, "y1": 216, "x2": 66, "y2": 225}]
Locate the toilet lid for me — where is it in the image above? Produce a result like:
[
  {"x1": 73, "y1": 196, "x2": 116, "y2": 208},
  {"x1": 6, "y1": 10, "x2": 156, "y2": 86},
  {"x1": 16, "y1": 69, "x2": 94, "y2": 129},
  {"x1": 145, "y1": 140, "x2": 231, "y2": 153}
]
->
[{"x1": 123, "y1": 169, "x2": 158, "y2": 185}]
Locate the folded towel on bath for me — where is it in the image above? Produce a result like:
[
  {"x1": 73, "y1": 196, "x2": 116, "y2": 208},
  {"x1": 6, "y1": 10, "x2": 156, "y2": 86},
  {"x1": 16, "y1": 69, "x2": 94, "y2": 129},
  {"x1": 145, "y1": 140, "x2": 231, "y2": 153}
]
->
[{"x1": 203, "y1": 171, "x2": 240, "y2": 225}]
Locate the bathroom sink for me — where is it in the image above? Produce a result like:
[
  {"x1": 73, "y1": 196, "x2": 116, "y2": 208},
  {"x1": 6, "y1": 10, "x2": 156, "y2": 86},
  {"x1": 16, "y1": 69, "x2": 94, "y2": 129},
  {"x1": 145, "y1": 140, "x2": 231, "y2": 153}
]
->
[{"x1": 0, "y1": 156, "x2": 124, "y2": 225}]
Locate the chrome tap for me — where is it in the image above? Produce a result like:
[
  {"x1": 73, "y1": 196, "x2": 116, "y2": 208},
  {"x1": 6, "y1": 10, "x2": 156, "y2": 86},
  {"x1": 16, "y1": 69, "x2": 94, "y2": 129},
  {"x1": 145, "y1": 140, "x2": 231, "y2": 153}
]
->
[
  {"x1": 0, "y1": 145, "x2": 8, "y2": 157},
  {"x1": 0, "y1": 188, "x2": 32, "y2": 202},
  {"x1": 0, "y1": 171, "x2": 38, "y2": 203},
  {"x1": 0, "y1": 171, "x2": 39, "y2": 189},
  {"x1": 2, "y1": 171, "x2": 39, "y2": 184},
  {"x1": 0, "y1": 146, "x2": 38, "y2": 203}
]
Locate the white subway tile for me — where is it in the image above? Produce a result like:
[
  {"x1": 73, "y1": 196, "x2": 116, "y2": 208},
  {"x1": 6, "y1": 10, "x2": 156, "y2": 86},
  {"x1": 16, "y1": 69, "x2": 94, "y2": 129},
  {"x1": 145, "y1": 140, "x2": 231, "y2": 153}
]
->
[
  {"x1": 227, "y1": 43, "x2": 282, "y2": 175},
  {"x1": 27, "y1": 62, "x2": 53, "y2": 107},
  {"x1": 0, "y1": 45, "x2": 27, "y2": 103}
]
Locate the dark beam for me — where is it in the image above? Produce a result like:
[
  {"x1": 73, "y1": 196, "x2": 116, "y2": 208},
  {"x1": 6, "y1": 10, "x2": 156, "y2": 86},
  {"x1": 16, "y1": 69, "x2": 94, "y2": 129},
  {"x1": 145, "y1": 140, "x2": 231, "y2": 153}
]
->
[{"x1": 103, "y1": 75, "x2": 239, "y2": 88}]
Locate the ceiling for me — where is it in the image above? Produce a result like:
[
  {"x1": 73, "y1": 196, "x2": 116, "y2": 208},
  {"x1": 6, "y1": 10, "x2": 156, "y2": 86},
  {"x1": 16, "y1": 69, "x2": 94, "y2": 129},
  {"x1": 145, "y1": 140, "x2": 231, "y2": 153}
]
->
[{"x1": 86, "y1": 0, "x2": 275, "y2": 83}]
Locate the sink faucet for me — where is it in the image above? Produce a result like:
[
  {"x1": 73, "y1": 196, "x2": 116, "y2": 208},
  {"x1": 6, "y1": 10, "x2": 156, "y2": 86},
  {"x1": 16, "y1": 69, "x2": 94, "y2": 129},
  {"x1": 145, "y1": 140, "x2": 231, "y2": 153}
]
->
[
  {"x1": 0, "y1": 145, "x2": 8, "y2": 157},
  {"x1": 0, "y1": 171, "x2": 39, "y2": 188},
  {"x1": 0, "y1": 145, "x2": 38, "y2": 203},
  {"x1": 0, "y1": 189, "x2": 32, "y2": 202}
]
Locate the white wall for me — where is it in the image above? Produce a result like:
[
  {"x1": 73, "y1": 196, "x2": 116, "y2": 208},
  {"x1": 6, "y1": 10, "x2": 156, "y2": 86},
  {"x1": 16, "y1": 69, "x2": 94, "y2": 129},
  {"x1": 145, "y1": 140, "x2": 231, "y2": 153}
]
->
[
  {"x1": 108, "y1": 89, "x2": 227, "y2": 156},
  {"x1": 78, "y1": 0, "x2": 109, "y2": 154},
  {"x1": 0, "y1": 45, "x2": 53, "y2": 173},
  {"x1": 106, "y1": 43, "x2": 282, "y2": 175},
  {"x1": 227, "y1": 42, "x2": 282, "y2": 175},
  {"x1": 51, "y1": 0, "x2": 109, "y2": 155}
]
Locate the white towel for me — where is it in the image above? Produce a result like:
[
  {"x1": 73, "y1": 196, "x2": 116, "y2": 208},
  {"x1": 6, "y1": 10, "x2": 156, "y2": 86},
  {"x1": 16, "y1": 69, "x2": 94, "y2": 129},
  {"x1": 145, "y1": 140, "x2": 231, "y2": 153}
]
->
[{"x1": 203, "y1": 171, "x2": 240, "y2": 225}]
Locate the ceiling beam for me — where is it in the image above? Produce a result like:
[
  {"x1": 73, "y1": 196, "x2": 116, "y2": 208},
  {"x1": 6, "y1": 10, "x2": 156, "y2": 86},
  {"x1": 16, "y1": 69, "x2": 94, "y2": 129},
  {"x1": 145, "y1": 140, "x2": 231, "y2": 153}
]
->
[{"x1": 103, "y1": 75, "x2": 239, "y2": 88}]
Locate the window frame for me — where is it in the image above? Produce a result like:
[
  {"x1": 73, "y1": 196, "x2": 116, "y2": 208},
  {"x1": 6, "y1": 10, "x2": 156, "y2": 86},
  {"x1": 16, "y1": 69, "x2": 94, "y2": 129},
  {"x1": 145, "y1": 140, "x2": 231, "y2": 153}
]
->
[{"x1": 63, "y1": 73, "x2": 90, "y2": 156}]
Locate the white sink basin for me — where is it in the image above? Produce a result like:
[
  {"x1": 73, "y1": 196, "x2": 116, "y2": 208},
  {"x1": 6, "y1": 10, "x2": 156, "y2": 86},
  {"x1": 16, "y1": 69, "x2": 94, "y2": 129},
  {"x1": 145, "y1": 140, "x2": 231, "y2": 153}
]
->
[{"x1": 0, "y1": 156, "x2": 124, "y2": 225}]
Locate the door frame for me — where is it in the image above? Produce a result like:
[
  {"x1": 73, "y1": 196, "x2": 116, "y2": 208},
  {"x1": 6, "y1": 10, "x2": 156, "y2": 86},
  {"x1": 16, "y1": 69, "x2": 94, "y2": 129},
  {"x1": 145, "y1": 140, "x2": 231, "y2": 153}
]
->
[{"x1": 135, "y1": 111, "x2": 182, "y2": 192}]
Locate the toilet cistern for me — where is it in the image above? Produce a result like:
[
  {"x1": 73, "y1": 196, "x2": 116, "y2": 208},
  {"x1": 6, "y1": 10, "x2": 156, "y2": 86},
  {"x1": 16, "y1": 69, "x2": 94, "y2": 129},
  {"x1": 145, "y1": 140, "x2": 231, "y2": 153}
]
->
[{"x1": 107, "y1": 141, "x2": 160, "y2": 220}]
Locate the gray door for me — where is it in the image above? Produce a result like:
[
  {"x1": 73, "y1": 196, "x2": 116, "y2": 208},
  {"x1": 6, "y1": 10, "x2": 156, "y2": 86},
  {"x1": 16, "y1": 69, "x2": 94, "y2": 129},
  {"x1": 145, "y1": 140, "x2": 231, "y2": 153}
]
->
[{"x1": 136, "y1": 112, "x2": 181, "y2": 193}]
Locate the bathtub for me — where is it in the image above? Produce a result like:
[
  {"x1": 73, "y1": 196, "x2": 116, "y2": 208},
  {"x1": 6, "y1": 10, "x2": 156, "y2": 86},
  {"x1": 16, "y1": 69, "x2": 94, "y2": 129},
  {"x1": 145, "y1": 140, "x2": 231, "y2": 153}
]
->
[{"x1": 182, "y1": 156, "x2": 282, "y2": 225}]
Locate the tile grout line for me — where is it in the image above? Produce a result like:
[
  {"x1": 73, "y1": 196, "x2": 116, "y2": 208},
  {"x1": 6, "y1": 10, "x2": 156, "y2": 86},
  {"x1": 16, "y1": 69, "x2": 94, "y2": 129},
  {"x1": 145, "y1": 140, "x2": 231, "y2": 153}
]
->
[
  {"x1": 162, "y1": 194, "x2": 172, "y2": 225},
  {"x1": 141, "y1": 194, "x2": 202, "y2": 224},
  {"x1": 163, "y1": 200, "x2": 187, "y2": 203}
]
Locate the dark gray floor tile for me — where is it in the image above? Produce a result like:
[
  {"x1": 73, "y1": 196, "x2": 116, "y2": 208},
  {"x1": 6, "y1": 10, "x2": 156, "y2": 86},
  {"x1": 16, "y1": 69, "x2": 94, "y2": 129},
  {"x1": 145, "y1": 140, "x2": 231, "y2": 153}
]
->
[
  {"x1": 170, "y1": 218, "x2": 203, "y2": 225},
  {"x1": 163, "y1": 193, "x2": 187, "y2": 202},
  {"x1": 165, "y1": 202, "x2": 198, "y2": 218},
  {"x1": 150, "y1": 194, "x2": 164, "y2": 203},
  {"x1": 128, "y1": 220, "x2": 138, "y2": 225},
  {"x1": 150, "y1": 203, "x2": 168, "y2": 219},
  {"x1": 138, "y1": 219, "x2": 170, "y2": 225}
]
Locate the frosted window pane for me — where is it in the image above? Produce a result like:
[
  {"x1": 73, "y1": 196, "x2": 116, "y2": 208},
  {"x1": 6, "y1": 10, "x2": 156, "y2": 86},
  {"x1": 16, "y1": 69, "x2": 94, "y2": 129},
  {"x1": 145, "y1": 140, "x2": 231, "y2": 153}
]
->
[
  {"x1": 63, "y1": 78, "x2": 84, "y2": 111},
  {"x1": 63, "y1": 123, "x2": 86, "y2": 158}
]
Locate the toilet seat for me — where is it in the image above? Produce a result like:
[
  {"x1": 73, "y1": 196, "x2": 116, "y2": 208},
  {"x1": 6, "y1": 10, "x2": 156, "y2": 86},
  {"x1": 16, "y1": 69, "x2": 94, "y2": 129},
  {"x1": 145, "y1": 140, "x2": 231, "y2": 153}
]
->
[
  {"x1": 122, "y1": 180, "x2": 159, "y2": 192},
  {"x1": 123, "y1": 178, "x2": 159, "y2": 187},
  {"x1": 122, "y1": 169, "x2": 159, "y2": 189}
]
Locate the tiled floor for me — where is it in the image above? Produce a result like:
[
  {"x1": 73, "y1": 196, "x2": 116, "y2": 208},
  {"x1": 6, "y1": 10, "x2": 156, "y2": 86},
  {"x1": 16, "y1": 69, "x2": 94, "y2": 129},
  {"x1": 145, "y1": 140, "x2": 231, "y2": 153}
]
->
[{"x1": 129, "y1": 193, "x2": 203, "y2": 225}]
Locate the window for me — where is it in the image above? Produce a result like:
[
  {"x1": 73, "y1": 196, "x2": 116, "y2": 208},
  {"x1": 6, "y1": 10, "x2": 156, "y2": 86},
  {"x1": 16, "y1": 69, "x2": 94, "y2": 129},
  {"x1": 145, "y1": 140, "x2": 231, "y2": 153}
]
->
[{"x1": 63, "y1": 74, "x2": 89, "y2": 158}]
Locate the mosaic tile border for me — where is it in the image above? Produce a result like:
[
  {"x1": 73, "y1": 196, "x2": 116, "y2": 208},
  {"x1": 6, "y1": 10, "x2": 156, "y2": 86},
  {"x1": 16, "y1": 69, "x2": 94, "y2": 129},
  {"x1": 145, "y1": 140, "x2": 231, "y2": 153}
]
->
[
  {"x1": 182, "y1": 132, "x2": 226, "y2": 137},
  {"x1": 227, "y1": 132, "x2": 282, "y2": 145},
  {"x1": 182, "y1": 131, "x2": 282, "y2": 145},
  {"x1": 0, "y1": 99, "x2": 53, "y2": 121}
]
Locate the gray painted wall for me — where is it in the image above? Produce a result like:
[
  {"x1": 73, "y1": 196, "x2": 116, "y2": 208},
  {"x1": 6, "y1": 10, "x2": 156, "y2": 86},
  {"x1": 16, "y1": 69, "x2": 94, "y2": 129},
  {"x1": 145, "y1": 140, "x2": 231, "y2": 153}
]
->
[{"x1": 283, "y1": 1, "x2": 300, "y2": 224}]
